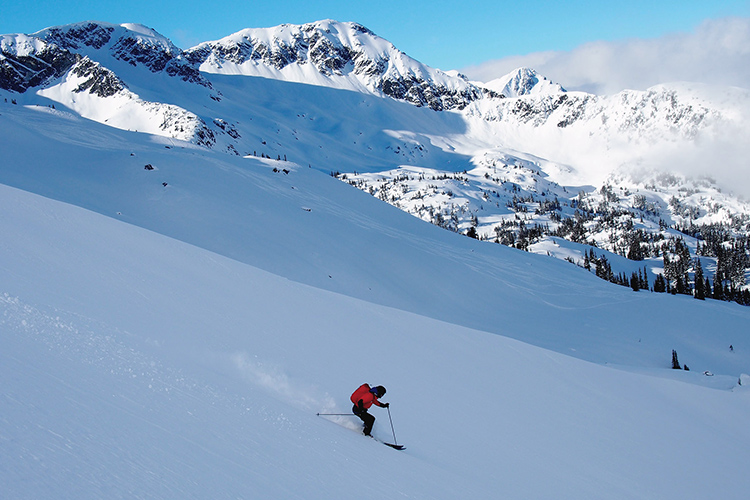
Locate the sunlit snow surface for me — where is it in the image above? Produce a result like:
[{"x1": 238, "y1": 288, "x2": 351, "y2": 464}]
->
[{"x1": 2, "y1": 98, "x2": 750, "y2": 499}]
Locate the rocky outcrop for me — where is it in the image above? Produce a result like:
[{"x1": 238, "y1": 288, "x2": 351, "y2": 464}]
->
[
  {"x1": 70, "y1": 56, "x2": 126, "y2": 97},
  {"x1": 0, "y1": 36, "x2": 77, "y2": 92},
  {"x1": 41, "y1": 22, "x2": 115, "y2": 51},
  {"x1": 38, "y1": 22, "x2": 210, "y2": 88},
  {"x1": 0, "y1": 34, "x2": 129, "y2": 97}
]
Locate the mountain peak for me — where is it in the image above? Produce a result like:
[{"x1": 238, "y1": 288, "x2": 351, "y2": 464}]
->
[
  {"x1": 32, "y1": 21, "x2": 209, "y2": 87},
  {"x1": 483, "y1": 67, "x2": 566, "y2": 97},
  {"x1": 186, "y1": 19, "x2": 489, "y2": 111},
  {"x1": 35, "y1": 21, "x2": 175, "y2": 53}
]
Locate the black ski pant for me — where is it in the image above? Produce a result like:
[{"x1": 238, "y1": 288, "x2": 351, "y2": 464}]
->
[{"x1": 353, "y1": 404, "x2": 375, "y2": 436}]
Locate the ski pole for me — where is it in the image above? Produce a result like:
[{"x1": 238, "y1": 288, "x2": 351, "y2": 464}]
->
[
  {"x1": 316, "y1": 413, "x2": 356, "y2": 416},
  {"x1": 387, "y1": 406, "x2": 399, "y2": 446}
]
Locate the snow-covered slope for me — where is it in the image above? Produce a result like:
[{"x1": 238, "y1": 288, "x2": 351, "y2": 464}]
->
[
  {"x1": 4, "y1": 98, "x2": 744, "y2": 370},
  {"x1": 336, "y1": 147, "x2": 750, "y2": 295},
  {"x1": 2, "y1": 19, "x2": 750, "y2": 497},
  {"x1": 2, "y1": 19, "x2": 747, "y2": 321},
  {"x1": 2, "y1": 100, "x2": 750, "y2": 499}
]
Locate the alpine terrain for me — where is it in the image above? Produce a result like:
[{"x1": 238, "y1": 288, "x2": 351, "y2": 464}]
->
[{"x1": 2, "y1": 20, "x2": 750, "y2": 499}]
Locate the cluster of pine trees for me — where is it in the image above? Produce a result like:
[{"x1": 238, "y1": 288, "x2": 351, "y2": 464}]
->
[
  {"x1": 333, "y1": 171, "x2": 750, "y2": 306},
  {"x1": 582, "y1": 238, "x2": 750, "y2": 305},
  {"x1": 581, "y1": 249, "x2": 650, "y2": 291}
]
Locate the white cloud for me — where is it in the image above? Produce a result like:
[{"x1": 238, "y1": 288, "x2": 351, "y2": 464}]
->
[
  {"x1": 463, "y1": 17, "x2": 750, "y2": 95},
  {"x1": 461, "y1": 19, "x2": 750, "y2": 198}
]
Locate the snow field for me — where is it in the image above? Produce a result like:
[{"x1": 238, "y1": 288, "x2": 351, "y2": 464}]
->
[
  {"x1": 2, "y1": 182, "x2": 750, "y2": 498},
  {"x1": 2, "y1": 45, "x2": 750, "y2": 497}
]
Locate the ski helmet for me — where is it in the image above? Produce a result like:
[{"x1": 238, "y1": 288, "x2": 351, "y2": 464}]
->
[{"x1": 373, "y1": 385, "x2": 386, "y2": 397}]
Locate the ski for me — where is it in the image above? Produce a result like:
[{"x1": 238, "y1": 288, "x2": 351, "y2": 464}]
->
[
  {"x1": 381, "y1": 441, "x2": 406, "y2": 450},
  {"x1": 367, "y1": 434, "x2": 405, "y2": 450},
  {"x1": 317, "y1": 413, "x2": 405, "y2": 450}
]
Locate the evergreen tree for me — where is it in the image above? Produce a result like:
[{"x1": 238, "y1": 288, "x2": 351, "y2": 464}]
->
[
  {"x1": 694, "y1": 258, "x2": 705, "y2": 300},
  {"x1": 630, "y1": 272, "x2": 640, "y2": 292},
  {"x1": 672, "y1": 350, "x2": 681, "y2": 370},
  {"x1": 627, "y1": 237, "x2": 644, "y2": 261},
  {"x1": 714, "y1": 272, "x2": 724, "y2": 300},
  {"x1": 663, "y1": 238, "x2": 691, "y2": 292},
  {"x1": 676, "y1": 276, "x2": 686, "y2": 295},
  {"x1": 653, "y1": 274, "x2": 666, "y2": 293}
]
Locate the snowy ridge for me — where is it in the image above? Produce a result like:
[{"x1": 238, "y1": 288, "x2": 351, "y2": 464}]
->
[
  {"x1": 459, "y1": 81, "x2": 746, "y2": 193},
  {"x1": 2, "y1": 19, "x2": 745, "y2": 176},
  {"x1": 36, "y1": 21, "x2": 210, "y2": 87},
  {"x1": 36, "y1": 59, "x2": 213, "y2": 144},
  {"x1": 466, "y1": 83, "x2": 725, "y2": 143},
  {"x1": 186, "y1": 20, "x2": 492, "y2": 110}
]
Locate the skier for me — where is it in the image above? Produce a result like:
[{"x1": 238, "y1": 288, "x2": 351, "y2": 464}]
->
[{"x1": 350, "y1": 383, "x2": 389, "y2": 436}]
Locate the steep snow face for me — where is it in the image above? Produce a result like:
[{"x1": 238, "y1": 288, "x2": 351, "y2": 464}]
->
[
  {"x1": 186, "y1": 20, "x2": 491, "y2": 110},
  {"x1": 35, "y1": 58, "x2": 214, "y2": 145},
  {"x1": 483, "y1": 67, "x2": 566, "y2": 97}
]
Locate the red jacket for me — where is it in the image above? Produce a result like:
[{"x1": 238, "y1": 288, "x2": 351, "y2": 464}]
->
[{"x1": 351, "y1": 383, "x2": 384, "y2": 409}]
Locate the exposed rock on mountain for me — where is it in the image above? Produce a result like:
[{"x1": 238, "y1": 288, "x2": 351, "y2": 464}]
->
[
  {"x1": 0, "y1": 32, "x2": 214, "y2": 146},
  {"x1": 40, "y1": 22, "x2": 115, "y2": 50},
  {"x1": 0, "y1": 35, "x2": 77, "y2": 93},
  {"x1": 37, "y1": 22, "x2": 211, "y2": 87},
  {"x1": 69, "y1": 56, "x2": 126, "y2": 97},
  {"x1": 0, "y1": 33, "x2": 126, "y2": 98},
  {"x1": 186, "y1": 20, "x2": 494, "y2": 111}
]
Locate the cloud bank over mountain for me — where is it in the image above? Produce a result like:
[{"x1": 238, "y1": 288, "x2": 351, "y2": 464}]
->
[{"x1": 463, "y1": 17, "x2": 750, "y2": 95}]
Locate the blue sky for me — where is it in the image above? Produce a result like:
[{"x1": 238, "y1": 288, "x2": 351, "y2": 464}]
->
[{"x1": 2, "y1": 0, "x2": 749, "y2": 72}]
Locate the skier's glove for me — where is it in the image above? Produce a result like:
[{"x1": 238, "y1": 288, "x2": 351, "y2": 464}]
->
[
  {"x1": 383, "y1": 402, "x2": 390, "y2": 408},
  {"x1": 357, "y1": 400, "x2": 365, "y2": 411}
]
